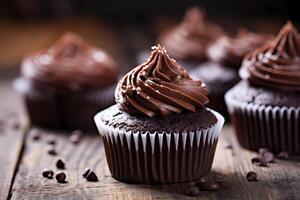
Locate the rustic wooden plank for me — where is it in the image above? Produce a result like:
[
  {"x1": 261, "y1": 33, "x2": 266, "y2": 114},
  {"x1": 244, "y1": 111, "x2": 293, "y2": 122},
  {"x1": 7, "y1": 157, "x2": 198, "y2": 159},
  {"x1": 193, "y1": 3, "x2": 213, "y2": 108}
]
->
[
  {"x1": 10, "y1": 125, "x2": 300, "y2": 200},
  {"x1": 0, "y1": 71, "x2": 26, "y2": 200}
]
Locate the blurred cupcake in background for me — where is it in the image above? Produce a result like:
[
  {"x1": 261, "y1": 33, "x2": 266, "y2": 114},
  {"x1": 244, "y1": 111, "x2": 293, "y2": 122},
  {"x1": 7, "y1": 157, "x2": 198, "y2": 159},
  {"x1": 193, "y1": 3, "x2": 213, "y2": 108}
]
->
[
  {"x1": 15, "y1": 32, "x2": 119, "y2": 131},
  {"x1": 191, "y1": 30, "x2": 272, "y2": 120},
  {"x1": 94, "y1": 45, "x2": 224, "y2": 184},
  {"x1": 225, "y1": 22, "x2": 300, "y2": 154},
  {"x1": 136, "y1": 7, "x2": 223, "y2": 70}
]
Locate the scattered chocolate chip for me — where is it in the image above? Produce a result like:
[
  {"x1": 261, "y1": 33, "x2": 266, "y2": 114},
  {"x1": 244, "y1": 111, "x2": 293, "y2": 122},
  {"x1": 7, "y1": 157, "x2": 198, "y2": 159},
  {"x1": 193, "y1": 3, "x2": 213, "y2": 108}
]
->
[
  {"x1": 82, "y1": 168, "x2": 91, "y2": 178},
  {"x1": 246, "y1": 171, "x2": 258, "y2": 182},
  {"x1": 47, "y1": 147, "x2": 57, "y2": 156},
  {"x1": 42, "y1": 169, "x2": 54, "y2": 179},
  {"x1": 32, "y1": 132, "x2": 41, "y2": 141},
  {"x1": 86, "y1": 171, "x2": 98, "y2": 182},
  {"x1": 277, "y1": 151, "x2": 289, "y2": 160},
  {"x1": 185, "y1": 186, "x2": 200, "y2": 197},
  {"x1": 196, "y1": 177, "x2": 220, "y2": 191},
  {"x1": 251, "y1": 156, "x2": 268, "y2": 167},
  {"x1": 47, "y1": 135, "x2": 56, "y2": 145},
  {"x1": 56, "y1": 159, "x2": 65, "y2": 169},
  {"x1": 261, "y1": 151, "x2": 274, "y2": 163},
  {"x1": 258, "y1": 161, "x2": 268, "y2": 167},
  {"x1": 55, "y1": 171, "x2": 67, "y2": 183},
  {"x1": 70, "y1": 130, "x2": 82, "y2": 144},
  {"x1": 31, "y1": 129, "x2": 41, "y2": 140},
  {"x1": 251, "y1": 157, "x2": 262, "y2": 164},
  {"x1": 251, "y1": 148, "x2": 275, "y2": 167}
]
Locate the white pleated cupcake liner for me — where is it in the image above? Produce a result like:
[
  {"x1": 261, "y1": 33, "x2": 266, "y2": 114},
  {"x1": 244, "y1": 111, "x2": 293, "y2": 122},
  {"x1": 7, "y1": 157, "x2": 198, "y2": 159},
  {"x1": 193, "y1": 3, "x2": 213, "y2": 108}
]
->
[
  {"x1": 225, "y1": 90, "x2": 300, "y2": 154},
  {"x1": 94, "y1": 109, "x2": 224, "y2": 184}
]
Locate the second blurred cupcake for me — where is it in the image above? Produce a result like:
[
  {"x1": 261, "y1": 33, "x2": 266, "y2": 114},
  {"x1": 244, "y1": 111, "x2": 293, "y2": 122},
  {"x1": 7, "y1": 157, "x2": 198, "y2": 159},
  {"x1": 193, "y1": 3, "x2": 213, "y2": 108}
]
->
[
  {"x1": 137, "y1": 7, "x2": 223, "y2": 71},
  {"x1": 16, "y1": 33, "x2": 119, "y2": 131},
  {"x1": 191, "y1": 30, "x2": 272, "y2": 120},
  {"x1": 225, "y1": 22, "x2": 300, "y2": 154}
]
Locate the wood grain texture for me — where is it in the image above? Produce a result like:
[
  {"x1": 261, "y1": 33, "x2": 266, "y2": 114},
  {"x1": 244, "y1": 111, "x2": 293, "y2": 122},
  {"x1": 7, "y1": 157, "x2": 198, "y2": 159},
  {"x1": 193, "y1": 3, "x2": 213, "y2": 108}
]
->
[
  {"x1": 0, "y1": 73, "x2": 26, "y2": 200},
  {"x1": 9, "y1": 126, "x2": 300, "y2": 200}
]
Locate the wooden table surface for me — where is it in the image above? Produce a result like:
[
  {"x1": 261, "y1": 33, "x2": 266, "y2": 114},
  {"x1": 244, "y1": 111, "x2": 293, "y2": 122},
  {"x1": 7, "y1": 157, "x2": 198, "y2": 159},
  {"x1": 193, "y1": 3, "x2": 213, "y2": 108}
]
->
[{"x1": 0, "y1": 71, "x2": 300, "y2": 200}]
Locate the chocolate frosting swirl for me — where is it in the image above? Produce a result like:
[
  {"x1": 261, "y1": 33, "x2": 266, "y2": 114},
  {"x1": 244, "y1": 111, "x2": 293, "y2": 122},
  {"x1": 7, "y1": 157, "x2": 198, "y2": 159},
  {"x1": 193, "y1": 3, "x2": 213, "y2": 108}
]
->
[
  {"x1": 240, "y1": 22, "x2": 300, "y2": 91},
  {"x1": 22, "y1": 33, "x2": 118, "y2": 90},
  {"x1": 159, "y1": 7, "x2": 223, "y2": 62},
  {"x1": 115, "y1": 45, "x2": 209, "y2": 117},
  {"x1": 208, "y1": 30, "x2": 272, "y2": 67}
]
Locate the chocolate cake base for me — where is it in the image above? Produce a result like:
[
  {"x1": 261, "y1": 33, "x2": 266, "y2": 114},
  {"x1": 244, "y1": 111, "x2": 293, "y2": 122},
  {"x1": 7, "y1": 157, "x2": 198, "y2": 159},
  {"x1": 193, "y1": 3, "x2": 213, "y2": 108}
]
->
[
  {"x1": 225, "y1": 81, "x2": 300, "y2": 155},
  {"x1": 190, "y1": 62, "x2": 240, "y2": 121},
  {"x1": 95, "y1": 105, "x2": 224, "y2": 184},
  {"x1": 16, "y1": 78, "x2": 116, "y2": 131}
]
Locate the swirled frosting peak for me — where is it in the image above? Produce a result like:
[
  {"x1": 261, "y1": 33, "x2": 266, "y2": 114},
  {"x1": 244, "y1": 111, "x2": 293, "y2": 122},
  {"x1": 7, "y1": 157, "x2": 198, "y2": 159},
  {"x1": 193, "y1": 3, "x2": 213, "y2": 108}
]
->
[
  {"x1": 22, "y1": 32, "x2": 118, "y2": 90},
  {"x1": 208, "y1": 29, "x2": 273, "y2": 67},
  {"x1": 240, "y1": 22, "x2": 300, "y2": 91},
  {"x1": 159, "y1": 7, "x2": 223, "y2": 62},
  {"x1": 115, "y1": 45, "x2": 209, "y2": 117}
]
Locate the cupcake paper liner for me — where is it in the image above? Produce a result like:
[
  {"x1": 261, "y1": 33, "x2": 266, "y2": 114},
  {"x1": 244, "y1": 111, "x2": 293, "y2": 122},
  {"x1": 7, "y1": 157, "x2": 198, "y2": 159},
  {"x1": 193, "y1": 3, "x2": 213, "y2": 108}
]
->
[
  {"x1": 225, "y1": 91, "x2": 300, "y2": 155},
  {"x1": 94, "y1": 109, "x2": 224, "y2": 184}
]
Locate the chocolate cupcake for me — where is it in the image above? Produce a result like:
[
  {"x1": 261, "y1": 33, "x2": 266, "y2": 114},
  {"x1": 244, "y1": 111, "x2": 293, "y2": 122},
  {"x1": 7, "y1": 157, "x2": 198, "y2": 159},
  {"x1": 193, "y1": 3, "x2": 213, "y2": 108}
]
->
[
  {"x1": 94, "y1": 45, "x2": 224, "y2": 184},
  {"x1": 191, "y1": 30, "x2": 272, "y2": 120},
  {"x1": 225, "y1": 22, "x2": 300, "y2": 154},
  {"x1": 137, "y1": 7, "x2": 223, "y2": 71},
  {"x1": 16, "y1": 33, "x2": 118, "y2": 131}
]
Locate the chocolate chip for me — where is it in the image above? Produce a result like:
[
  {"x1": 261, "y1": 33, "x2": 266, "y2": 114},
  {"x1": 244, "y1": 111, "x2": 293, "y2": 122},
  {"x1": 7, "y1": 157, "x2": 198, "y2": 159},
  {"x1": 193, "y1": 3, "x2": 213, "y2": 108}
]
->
[
  {"x1": 56, "y1": 159, "x2": 65, "y2": 169},
  {"x1": 86, "y1": 171, "x2": 98, "y2": 182},
  {"x1": 252, "y1": 157, "x2": 268, "y2": 167},
  {"x1": 42, "y1": 169, "x2": 54, "y2": 179},
  {"x1": 32, "y1": 133, "x2": 41, "y2": 141},
  {"x1": 261, "y1": 151, "x2": 274, "y2": 163},
  {"x1": 277, "y1": 151, "x2": 289, "y2": 160},
  {"x1": 47, "y1": 135, "x2": 56, "y2": 145},
  {"x1": 47, "y1": 147, "x2": 57, "y2": 156},
  {"x1": 82, "y1": 168, "x2": 91, "y2": 178},
  {"x1": 196, "y1": 177, "x2": 220, "y2": 191},
  {"x1": 32, "y1": 130, "x2": 41, "y2": 141},
  {"x1": 185, "y1": 186, "x2": 200, "y2": 196},
  {"x1": 251, "y1": 149, "x2": 274, "y2": 167},
  {"x1": 55, "y1": 171, "x2": 67, "y2": 183},
  {"x1": 70, "y1": 130, "x2": 82, "y2": 144},
  {"x1": 246, "y1": 171, "x2": 258, "y2": 182},
  {"x1": 251, "y1": 157, "x2": 262, "y2": 163},
  {"x1": 258, "y1": 161, "x2": 268, "y2": 167}
]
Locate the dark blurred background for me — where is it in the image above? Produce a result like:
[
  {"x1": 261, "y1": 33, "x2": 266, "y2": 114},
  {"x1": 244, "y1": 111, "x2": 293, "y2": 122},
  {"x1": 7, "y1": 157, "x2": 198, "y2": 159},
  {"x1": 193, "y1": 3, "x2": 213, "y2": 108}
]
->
[
  {"x1": 0, "y1": 0, "x2": 296, "y2": 19},
  {"x1": 0, "y1": 0, "x2": 297, "y2": 70}
]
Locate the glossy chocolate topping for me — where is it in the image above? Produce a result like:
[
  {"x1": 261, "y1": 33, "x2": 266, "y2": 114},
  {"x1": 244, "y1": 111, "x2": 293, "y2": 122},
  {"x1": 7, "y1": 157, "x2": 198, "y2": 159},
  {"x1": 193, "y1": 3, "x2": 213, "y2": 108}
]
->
[
  {"x1": 115, "y1": 45, "x2": 209, "y2": 117},
  {"x1": 159, "y1": 7, "x2": 223, "y2": 62},
  {"x1": 22, "y1": 33, "x2": 118, "y2": 90},
  {"x1": 240, "y1": 22, "x2": 300, "y2": 91},
  {"x1": 208, "y1": 30, "x2": 272, "y2": 67}
]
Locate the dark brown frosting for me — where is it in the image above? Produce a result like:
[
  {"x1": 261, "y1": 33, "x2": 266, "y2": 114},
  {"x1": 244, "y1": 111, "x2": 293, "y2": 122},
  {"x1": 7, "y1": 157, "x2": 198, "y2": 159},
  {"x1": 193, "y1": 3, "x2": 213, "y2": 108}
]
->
[
  {"x1": 159, "y1": 7, "x2": 223, "y2": 62},
  {"x1": 21, "y1": 32, "x2": 118, "y2": 90},
  {"x1": 115, "y1": 45, "x2": 209, "y2": 117},
  {"x1": 240, "y1": 22, "x2": 300, "y2": 91},
  {"x1": 208, "y1": 30, "x2": 273, "y2": 67}
]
